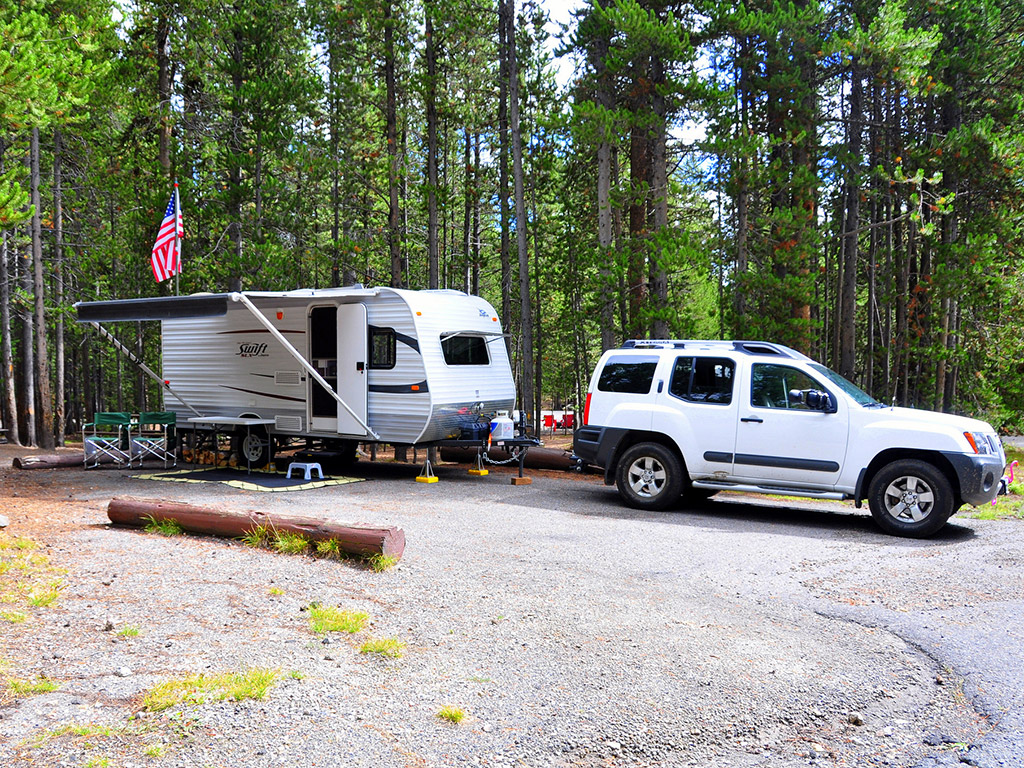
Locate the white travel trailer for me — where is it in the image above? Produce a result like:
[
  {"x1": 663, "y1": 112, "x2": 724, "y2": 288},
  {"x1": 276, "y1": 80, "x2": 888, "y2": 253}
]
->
[{"x1": 75, "y1": 286, "x2": 516, "y2": 467}]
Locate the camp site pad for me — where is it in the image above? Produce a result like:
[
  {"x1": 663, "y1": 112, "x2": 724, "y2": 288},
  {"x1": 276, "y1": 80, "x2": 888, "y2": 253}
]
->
[{"x1": 135, "y1": 466, "x2": 363, "y2": 492}]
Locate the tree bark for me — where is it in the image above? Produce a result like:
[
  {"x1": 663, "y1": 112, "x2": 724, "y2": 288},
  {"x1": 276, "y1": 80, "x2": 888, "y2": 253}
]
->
[
  {"x1": 0, "y1": 229, "x2": 19, "y2": 445},
  {"x1": 498, "y1": 0, "x2": 512, "y2": 354},
  {"x1": 424, "y1": 0, "x2": 439, "y2": 290},
  {"x1": 385, "y1": 1, "x2": 403, "y2": 288},
  {"x1": 839, "y1": 57, "x2": 863, "y2": 380},
  {"x1": 106, "y1": 498, "x2": 406, "y2": 560},
  {"x1": 54, "y1": 129, "x2": 66, "y2": 445},
  {"x1": 507, "y1": 0, "x2": 534, "y2": 422},
  {"x1": 592, "y1": 0, "x2": 616, "y2": 351},
  {"x1": 29, "y1": 130, "x2": 45, "y2": 447}
]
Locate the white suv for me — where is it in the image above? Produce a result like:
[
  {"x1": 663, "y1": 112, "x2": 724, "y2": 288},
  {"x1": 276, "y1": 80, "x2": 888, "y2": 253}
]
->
[{"x1": 573, "y1": 340, "x2": 1006, "y2": 538}]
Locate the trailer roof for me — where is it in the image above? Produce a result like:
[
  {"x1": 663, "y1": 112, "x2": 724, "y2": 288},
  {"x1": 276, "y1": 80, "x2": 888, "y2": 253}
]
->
[{"x1": 75, "y1": 287, "x2": 381, "y2": 323}]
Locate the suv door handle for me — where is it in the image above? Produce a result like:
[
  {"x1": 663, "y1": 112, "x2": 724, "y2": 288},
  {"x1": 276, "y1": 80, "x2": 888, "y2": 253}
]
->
[{"x1": 740, "y1": 416, "x2": 764, "y2": 423}]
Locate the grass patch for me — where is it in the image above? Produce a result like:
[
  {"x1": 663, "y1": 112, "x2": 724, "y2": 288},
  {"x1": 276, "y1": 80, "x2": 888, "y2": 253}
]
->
[
  {"x1": 0, "y1": 535, "x2": 39, "y2": 552},
  {"x1": 143, "y1": 667, "x2": 280, "y2": 712},
  {"x1": 85, "y1": 757, "x2": 111, "y2": 768},
  {"x1": 268, "y1": 586, "x2": 284, "y2": 596},
  {"x1": 308, "y1": 605, "x2": 368, "y2": 634},
  {"x1": 359, "y1": 637, "x2": 405, "y2": 658},
  {"x1": 437, "y1": 705, "x2": 466, "y2": 724},
  {"x1": 288, "y1": 670, "x2": 305, "y2": 680},
  {"x1": 366, "y1": 553, "x2": 399, "y2": 572},
  {"x1": 30, "y1": 723, "x2": 116, "y2": 747},
  {"x1": 143, "y1": 743, "x2": 166, "y2": 756},
  {"x1": 239, "y1": 524, "x2": 272, "y2": 548},
  {"x1": 314, "y1": 538, "x2": 345, "y2": 560},
  {"x1": 971, "y1": 498, "x2": 1024, "y2": 520},
  {"x1": 8, "y1": 676, "x2": 60, "y2": 696},
  {"x1": 1, "y1": 610, "x2": 27, "y2": 623},
  {"x1": 28, "y1": 581, "x2": 63, "y2": 607},
  {"x1": 117, "y1": 624, "x2": 141, "y2": 637},
  {"x1": 272, "y1": 531, "x2": 309, "y2": 555},
  {"x1": 143, "y1": 515, "x2": 184, "y2": 537}
]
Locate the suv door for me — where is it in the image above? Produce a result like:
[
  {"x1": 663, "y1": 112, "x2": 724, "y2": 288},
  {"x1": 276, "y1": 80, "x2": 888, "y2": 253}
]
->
[
  {"x1": 656, "y1": 355, "x2": 738, "y2": 477},
  {"x1": 733, "y1": 362, "x2": 848, "y2": 488}
]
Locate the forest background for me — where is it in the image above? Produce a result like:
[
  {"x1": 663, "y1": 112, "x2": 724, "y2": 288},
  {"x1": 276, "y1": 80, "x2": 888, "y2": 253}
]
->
[{"x1": 2, "y1": 0, "x2": 1023, "y2": 450}]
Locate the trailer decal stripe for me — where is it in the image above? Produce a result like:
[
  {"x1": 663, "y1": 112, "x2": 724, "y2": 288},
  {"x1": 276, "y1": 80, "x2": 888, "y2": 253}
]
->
[
  {"x1": 216, "y1": 328, "x2": 304, "y2": 335},
  {"x1": 219, "y1": 385, "x2": 306, "y2": 403},
  {"x1": 369, "y1": 380, "x2": 430, "y2": 394}
]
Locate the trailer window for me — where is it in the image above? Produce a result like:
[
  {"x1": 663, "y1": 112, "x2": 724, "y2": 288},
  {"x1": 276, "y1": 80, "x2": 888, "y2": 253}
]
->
[
  {"x1": 369, "y1": 328, "x2": 396, "y2": 370},
  {"x1": 442, "y1": 334, "x2": 489, "y2": 365}
]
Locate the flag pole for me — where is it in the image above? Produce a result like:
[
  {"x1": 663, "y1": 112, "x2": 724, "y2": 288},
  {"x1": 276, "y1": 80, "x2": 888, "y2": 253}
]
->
[{"x1": 173, "y1": 181, "x2": 180, "y2": 296}]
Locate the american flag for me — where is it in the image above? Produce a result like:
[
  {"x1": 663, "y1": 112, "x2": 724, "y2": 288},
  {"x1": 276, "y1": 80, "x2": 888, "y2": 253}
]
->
[{"x1": 151, "y1": 185, "x2": 182, "y2": 282}]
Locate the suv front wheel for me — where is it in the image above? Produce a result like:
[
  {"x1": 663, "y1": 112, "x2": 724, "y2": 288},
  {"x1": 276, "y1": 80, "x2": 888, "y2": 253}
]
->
[
  {"x1": 615, "y1": 442, "x2": 684, "y2": 511},
  {"x1": 867, "y1": 459, "x2": 954, "y2": 538}
]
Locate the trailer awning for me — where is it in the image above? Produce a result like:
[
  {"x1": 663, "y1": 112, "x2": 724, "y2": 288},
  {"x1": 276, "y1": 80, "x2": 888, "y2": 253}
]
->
[
  {"x1": 75, "y1": 286, "x2": 383, "y2": 324},
  {"x1": 75, "y1": 294, "x2": 230, "y2": 323}
]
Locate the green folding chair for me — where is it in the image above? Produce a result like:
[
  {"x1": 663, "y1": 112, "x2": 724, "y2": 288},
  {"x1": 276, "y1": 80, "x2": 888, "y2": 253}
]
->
[
  {"x1": 83, "y1": 412, "x2": 133, "y2": 468},
  {"x1": 132, "y1": 411, "x2": 177, "y2": 468}
]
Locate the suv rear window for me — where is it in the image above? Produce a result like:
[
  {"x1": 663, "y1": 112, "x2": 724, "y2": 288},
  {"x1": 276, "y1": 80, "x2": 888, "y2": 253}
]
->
[
  {"x1": 669, "y1": 356, "x2": 734, "y2": 404},
  {"x1": 597, "y1": 355, "x2": 658, "y2": 394}
]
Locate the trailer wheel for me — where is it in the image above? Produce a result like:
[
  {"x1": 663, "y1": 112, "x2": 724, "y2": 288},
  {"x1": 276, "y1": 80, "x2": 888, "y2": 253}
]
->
[{"x1": 235, "y1": 427, "x2": 270, "y2": 469}]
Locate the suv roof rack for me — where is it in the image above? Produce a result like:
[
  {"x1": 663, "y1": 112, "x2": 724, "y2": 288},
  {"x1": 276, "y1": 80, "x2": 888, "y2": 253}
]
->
[{"x1": 620, "y1": 339, "x2": 802, "y2": 359}]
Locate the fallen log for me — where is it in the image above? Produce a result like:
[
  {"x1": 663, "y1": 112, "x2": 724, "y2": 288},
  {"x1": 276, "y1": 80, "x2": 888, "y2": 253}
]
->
[
  {"x1": 439, "y1": 445, "x2": 586, "y2": 472},
  {"x1": 107, "y1": 497, "x2": 405, "y2": 561},
  {"x1": 14, "y1": 453, "x2": 105, "y2": 470}
]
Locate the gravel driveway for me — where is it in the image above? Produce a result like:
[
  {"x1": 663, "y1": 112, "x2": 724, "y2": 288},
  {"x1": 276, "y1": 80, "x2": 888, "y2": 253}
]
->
[{"x1": 1, "y1": 444, "x2": 1021, "y2": 768}]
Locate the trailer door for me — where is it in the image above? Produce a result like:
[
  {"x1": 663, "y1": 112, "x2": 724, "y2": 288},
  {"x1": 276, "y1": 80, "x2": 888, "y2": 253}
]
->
[
  {"x1": 309, "y1": 304, "x2": 368, "y2": 436},
  {"x1": 335, "y1": 303, "x2": 368, "y2": 435}
]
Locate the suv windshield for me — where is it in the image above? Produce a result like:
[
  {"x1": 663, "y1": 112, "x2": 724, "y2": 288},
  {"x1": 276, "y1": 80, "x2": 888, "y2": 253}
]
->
[{"x1": 809, "y1": 364, "x2": 880, "y2": 406}]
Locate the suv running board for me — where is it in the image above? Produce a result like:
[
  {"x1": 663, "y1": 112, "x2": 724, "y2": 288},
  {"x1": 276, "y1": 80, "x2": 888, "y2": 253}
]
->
[{"x1": 692, "y1": 480, "x2": 847, "y2": 501}]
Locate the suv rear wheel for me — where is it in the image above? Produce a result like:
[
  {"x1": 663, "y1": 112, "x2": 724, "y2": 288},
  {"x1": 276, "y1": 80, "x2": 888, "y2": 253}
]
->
[
  {"x1": 615, "y1": 442, "x2": 684, "y2": 511},
  {"x1": 867, "y1": 459, "x2": 954, "y2": 538}
]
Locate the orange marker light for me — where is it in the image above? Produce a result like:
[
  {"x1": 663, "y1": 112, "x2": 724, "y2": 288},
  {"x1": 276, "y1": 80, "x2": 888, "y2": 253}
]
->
[
  {"x1": 411, "y1": 385, "x2": 420, "y2": 391},
  {"x1": 276, "y1": 310, "x2": 283, "y2": 320}
]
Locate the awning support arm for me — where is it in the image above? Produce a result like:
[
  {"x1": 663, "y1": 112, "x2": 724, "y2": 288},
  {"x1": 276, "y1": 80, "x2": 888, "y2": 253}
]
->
[
  {"x1": 229, "y1": 292, "x2": 380, "y2": 440},
  {"x1": 88, "y1": 322, "x2": 204, "y2": 417}
]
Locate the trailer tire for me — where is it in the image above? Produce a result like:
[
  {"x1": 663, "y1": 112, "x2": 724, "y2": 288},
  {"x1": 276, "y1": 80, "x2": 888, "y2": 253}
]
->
[{"x1": 235, "y1": 427, "x2": 270, "y2": 469}]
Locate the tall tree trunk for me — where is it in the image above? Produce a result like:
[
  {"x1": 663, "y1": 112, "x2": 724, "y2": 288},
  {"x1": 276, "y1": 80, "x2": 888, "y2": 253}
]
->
[
  {"x1": 0, "y1": 230, "x2": 19, "y2": 446},
  {"x1": 498, "y1": 0, "x2": 512, "y2": 352},
  {"x1": 839, "y1": 57, "x2": 863, "y2": 379},
  {"x1": 649, "y1": 53, "x2": 669, "y2": 339},
  {"x1": 385, "y1": 1, "x2": 403, "y2": 288},
  {"x1": 507, "y1": 0, "x2": 533, "y2": 422},
  {"x1": 733, "y1": 35, "x2": 751, "y2": 325},
  {"x1": 424, "y1": 0, "x2": 439, "y2": 290},
  {"x1": 471, "y1": 132, "x2": 481, "y2": 295},
  {"x1": 628, "y1": 122, "x2": 650, "y2": 338},
  {"x1": 462, "y1": 128, "x2": 472, "y2": 294},
  {"x1": 54, "y1": 129, "x2": 66, "y2": 445},
  {"x1": 592, "y1": 0, "x2": 616, "y2": 351},
  {"x1": 32, "y1": 129, "x2": 52, "y2": 448},
  {"x1": 157, "y1": 14, "x2": 172, "y2": 176}
]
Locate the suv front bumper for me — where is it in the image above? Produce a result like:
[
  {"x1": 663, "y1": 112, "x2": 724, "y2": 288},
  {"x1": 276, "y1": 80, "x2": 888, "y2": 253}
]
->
[{"x1": 942, "y1": 451, "x2": 1005, "y2": 506}]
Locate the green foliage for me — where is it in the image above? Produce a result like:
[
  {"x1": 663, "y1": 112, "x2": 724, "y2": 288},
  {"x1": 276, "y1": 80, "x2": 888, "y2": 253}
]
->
[
  {"x1": 142, "y1": 668, "x2": 280, "y2": 712},
  {"x1": 308, "y1": 605, "x2": 368, "y2": 634},
  {"x1": 359, "y1": 637, "x2": 405, "y2": 658}
]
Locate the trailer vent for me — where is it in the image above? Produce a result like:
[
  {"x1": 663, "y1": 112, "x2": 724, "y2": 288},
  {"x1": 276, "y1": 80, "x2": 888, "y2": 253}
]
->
[
  {"x1": 275, "y1": 370, "x2": 302, "y2": 386},
  {"x1": 276, "y1": 415, "x2": 303, "y2": 432}
]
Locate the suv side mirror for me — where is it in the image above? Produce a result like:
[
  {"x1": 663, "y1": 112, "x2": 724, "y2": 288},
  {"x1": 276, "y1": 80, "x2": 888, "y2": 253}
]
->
[{"x1": 789, "y1": 388, "x2": 837, "y2": 413}]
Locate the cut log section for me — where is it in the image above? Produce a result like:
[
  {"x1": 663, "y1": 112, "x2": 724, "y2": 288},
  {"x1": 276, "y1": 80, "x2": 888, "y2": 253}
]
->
[
  {"x1": 107, "y1": 497, "x2": 405, "y2": 560},
  {"x1": 14, "y1": 453, "x2": 107, "y2": 470}
]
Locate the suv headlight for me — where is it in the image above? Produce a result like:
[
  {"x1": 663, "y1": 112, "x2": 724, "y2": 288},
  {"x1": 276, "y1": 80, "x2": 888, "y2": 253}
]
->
[{"x1": 964, "y1": 432, "x2": 998, "y2": 456}]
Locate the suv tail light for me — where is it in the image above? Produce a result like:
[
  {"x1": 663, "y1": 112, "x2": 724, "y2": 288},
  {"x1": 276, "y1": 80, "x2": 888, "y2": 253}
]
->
[{"x1": 583, "y1": 392, "x2": 592, "y2": 425}]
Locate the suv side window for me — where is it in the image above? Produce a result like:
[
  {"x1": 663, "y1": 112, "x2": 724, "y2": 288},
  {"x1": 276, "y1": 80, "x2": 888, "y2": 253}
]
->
[
  {"x1": 597, "y1": 355, "x2": 659, "y2": 394},
  {"x1": 751, "y1": 364, "x2": 821, "y2": 409},
  {"x1": 669, "y1": 356, "x2": 735, "y2": 404}
]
